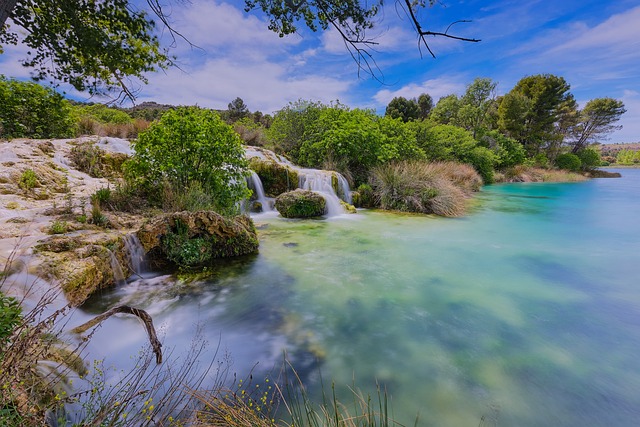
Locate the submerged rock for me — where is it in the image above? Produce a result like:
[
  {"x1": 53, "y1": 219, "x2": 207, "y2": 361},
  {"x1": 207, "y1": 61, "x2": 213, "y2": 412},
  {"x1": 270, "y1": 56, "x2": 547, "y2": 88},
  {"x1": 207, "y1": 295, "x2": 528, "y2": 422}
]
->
[
  {"x1": 275, "y1": 189, "x2": 327, "y2": 218},
  {"x1": 137, "y1": 211, "x2": 259, "y2": 268}
]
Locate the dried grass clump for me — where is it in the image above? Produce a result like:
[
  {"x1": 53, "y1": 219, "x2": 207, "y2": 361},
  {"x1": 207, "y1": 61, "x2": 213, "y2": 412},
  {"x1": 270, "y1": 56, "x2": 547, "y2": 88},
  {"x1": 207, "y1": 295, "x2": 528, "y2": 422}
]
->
[
  {"x1": 77, "y1": 117, "x2": 149, "y2": 138},
  {"x1": 371, "y1": 161, "x2": 480, "y2": 217},
  {"x1": 497, "y1": 166, "x2": 588, "y2": 183}
]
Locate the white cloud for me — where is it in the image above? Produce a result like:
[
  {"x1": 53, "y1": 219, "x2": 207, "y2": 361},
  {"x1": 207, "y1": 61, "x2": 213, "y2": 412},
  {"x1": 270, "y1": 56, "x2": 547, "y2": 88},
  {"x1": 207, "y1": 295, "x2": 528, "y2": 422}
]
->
[
  {"x1": 613, "y1": 90, "x2": 640, "y2": 143},
  {"x1": 373, "y1": 77, "x2": 467, "y2": 106}
]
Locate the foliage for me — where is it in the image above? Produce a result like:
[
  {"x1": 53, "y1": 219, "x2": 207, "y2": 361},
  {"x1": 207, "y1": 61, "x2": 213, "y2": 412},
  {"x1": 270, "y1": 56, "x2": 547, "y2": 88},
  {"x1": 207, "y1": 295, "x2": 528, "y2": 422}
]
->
[
  {"x1": 430, "y1": 94, "x2": 460, "y2": 125},
  {"x1": 70, "y1": 143, "x2": 128, "y2": 178},
  {"x1": 555, "y1": 153, "x2": 582, "y2": 172},
  {"x1": 18, "y1": 168, "x2": 39, "y2": 190},
  {"x1": 0, "y1": 293, "x2": 21, "y2": 345},
  {"x1": 576, "y1": 148, "x2": 601, "y2": 171},
  {"x1": 616, "y1": 149, "x2": 640, "y2": 165},
  {"x1": 499, "y1": 74, "x2": 576, "y2": 156},
  {"x1": 267, "y1": 99, "x2": 328, "y2": 161},
  {"x1": 226, "y1": 97, "x2": 250, "y2": 123},
  {"x1": 1, "y1": 0, "x2": 171, "y2": 101},
  {"x1": 411, "y1": 122, "x2": 496, "y2": 183},
  {"x1": 352, "y1": 183, "x2": 376, "y2": 208},
  {"x1": 275, "y1": 189, "x2": 327, "y2": 218},
  {"x1": 568, "y1": 98, "x2": 626, "y2": 152},
  {"x1": 125, "y1": 107, "x2": 250, "y2": 215},
  {"x1": 477, "y1": 130, "x2": 526, "y2": 169},
  {"x1": 48, "y1": 220, "x2": 69, "y2": 235},
  {"x1": 417, "y1": 93, "x2": 434, "y2": 119},
  {"x1": 370, "y1": 161, "x2": 475, "y2": 216},
  {"x1": 456, "y1": 77, "x2": 497, "y2": 137},
  {"x1": 234, "y1": 117, "x2": 269, "y2": 146},
  {"x1": 0, "y1": 76, "x2": 75, "y2": 139},
  {"x1": 385, "y1": 96, "x2": 420, "y2": 122}
]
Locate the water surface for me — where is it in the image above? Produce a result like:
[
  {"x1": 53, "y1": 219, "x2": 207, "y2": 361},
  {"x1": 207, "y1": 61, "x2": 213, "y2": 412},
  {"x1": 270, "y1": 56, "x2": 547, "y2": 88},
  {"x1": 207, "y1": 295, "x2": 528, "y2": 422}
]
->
[{"x1": 80, "y1": 169, "x2": 640, "y2": 426}]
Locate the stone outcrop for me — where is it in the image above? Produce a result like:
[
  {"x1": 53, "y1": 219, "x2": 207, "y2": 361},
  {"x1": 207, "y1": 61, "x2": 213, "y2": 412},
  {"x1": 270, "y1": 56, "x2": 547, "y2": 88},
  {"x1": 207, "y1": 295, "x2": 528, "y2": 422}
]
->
[
  {"x1": 275, "y1": 189, "x2": 327, "y2": 218},
  {"x1": 34, "y1": 232, "x2": 131, "y2": 306},
  {"x1": 137, "y1": 211, "x2": 259, "y2": 268}
]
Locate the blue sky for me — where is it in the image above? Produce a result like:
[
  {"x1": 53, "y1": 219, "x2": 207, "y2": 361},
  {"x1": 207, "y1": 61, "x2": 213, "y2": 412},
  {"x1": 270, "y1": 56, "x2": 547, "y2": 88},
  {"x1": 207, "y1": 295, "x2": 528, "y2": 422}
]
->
[{"x1": 2, "y1": 0, "x2": 639, "y2": 143}]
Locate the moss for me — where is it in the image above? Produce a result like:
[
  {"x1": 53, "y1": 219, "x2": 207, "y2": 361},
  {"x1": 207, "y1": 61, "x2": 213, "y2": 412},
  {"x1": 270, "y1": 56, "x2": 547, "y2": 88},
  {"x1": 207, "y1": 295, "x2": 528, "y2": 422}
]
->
[
  {"x1": 249, "y1": 158, "x2": 298, "y2": 197},
  {"x1": 275, "y1": 189, "x2": 327, "y2": 218},
  {"x1": 340, "y1": 200, "x2": 357, "y2": 214},
  {"x1": 69, "y1": 142, "x2": 128, "y2": 178}
]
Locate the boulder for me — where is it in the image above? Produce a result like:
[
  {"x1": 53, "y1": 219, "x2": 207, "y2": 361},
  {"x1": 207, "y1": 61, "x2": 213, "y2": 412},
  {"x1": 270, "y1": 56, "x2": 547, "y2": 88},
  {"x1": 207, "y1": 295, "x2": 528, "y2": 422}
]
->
[
  {"x1": 137, "y1": 211, "x2": 259, "y2": 268},
  {"x1": 275, "y1": 189, "x2": 326, "y2": 218},
  {"x1": 249, "y1": 158, "x2": 298, "y2": 197}
]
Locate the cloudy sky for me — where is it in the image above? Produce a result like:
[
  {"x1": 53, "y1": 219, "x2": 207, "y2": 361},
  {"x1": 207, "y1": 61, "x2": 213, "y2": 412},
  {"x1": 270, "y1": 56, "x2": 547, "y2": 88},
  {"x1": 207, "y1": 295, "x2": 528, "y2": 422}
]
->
[{"x1": 2, "y1": 0, "x2": 639, "y2": 143}]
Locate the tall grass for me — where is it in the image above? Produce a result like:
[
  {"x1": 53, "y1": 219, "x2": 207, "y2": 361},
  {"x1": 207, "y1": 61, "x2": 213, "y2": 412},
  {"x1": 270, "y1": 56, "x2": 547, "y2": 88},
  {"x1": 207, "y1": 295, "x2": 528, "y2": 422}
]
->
[{"x1": 370, "y1": 161, "x2": 481, "y2": 217}]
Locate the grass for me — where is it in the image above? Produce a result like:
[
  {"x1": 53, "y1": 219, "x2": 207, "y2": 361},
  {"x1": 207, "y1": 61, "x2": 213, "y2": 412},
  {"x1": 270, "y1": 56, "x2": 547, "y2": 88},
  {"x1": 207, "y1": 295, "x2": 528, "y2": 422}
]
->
[
  {"x1": 370, "y1": 161, "x2": 481, "y2": 217},
  {"x1": 496, "y1": 165, "x2": 588, "y2": 183}
]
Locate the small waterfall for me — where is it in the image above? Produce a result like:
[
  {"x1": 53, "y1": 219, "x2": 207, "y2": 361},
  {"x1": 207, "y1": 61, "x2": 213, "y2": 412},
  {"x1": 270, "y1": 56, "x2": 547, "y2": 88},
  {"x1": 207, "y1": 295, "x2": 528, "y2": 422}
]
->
[
  {"x1": 108, "y1": 249, "x2": 127, "y2": 286},
  {"x1": 297, "y1": 169, "x2": 347, "y2": 217},
  {"x1": 247, "y1": 171, "x2": 274, "y2": 213},
  {"x1": 123, "y1": 234, "x2": 146, "y2": 275}
]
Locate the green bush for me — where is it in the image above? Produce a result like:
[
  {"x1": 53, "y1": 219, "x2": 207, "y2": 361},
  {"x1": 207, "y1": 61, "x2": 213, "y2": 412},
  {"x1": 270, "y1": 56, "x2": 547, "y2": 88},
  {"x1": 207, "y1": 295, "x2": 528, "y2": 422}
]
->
[
  {"x1": 576, "y1": 148, "x2": 601, "y2": 171},
  {"x1": 0, "y1": 76, "x2": 75, "y2": 139},
  {"x1": 477, "y1": 130, "x2": 526, "y2": 169},
  {"x1": 462, "y1": 146, "x2": 496, "y2": 184},
  {"x1": 18, "y1": 169, "x2": 39, "y2": 190},
  {"x1": 125, "y1": 107, "x2": 250, "y2": 215},
  {"x1": 555, "y1": 153, "x2": 582, "y2": 172},
  {"x1": 352, "y1": 184, "x2": 376, "y2": 208}
]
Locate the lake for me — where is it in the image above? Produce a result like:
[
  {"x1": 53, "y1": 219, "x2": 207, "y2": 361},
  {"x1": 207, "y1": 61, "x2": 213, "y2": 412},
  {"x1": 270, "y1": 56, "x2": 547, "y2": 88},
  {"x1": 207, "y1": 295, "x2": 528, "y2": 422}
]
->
[{"x1": 79, "y1": 169, "x2": 640, "y2": 426}]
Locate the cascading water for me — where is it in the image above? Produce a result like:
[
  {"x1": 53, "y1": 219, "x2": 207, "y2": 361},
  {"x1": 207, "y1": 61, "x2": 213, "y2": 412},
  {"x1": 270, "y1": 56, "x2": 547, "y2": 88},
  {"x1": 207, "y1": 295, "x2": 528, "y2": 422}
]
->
[
  {"x1": 247, "y1": 171, "x2": 274, "y2": 213},
  {"x1": 244, "y1": 146, "x2": 352, "y2": 217},
  {"x1": 123, "y1": 234, "x2": 146, "y2": 275}
]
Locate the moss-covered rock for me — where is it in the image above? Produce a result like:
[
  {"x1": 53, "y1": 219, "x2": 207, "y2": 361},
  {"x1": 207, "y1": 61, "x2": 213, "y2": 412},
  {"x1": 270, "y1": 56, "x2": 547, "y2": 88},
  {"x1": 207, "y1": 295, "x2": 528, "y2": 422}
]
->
[
  {"x1": 249, "y1": 158, "x2": 298, "y2": 197},
  {"x1": 137, "y1": 211, "x2": 259, "y2": 269},
  {"x1": 35, "y1": 232, "x2": 130, "y2": 306},
  {"x1": 275, "y1": 190, "x2": 326, "y2": 218}
]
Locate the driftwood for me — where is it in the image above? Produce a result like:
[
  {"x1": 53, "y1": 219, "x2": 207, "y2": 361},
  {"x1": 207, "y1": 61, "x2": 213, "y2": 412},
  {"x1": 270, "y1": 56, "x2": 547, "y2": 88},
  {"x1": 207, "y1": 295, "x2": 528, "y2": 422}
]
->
[{"x1": 72, "y1": 305, "x2": 162, "y2": 364}]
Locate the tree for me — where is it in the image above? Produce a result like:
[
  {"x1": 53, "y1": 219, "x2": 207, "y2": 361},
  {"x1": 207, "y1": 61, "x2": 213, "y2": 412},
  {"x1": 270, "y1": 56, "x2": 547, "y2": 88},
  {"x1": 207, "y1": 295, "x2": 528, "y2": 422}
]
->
[
  {"x1": 227, "y1": 97, "x2": 250, "y2": 123},
  {"x1": 498, "y1": 74, "x2": 576, "y2": 157},
  {"x1": 1, "y1": 1, "x2": 479, "y2": 100},
  {"x1": 385, "y1": 97, "x2": 420, "y2": 122},
  {"x1": 568, "y1": 98, "x2": 626, "y2": 153},
  {"x1": 417, "y1": 93, "x2": 434, "y2": 119},
  {"x1": 125, "y1": 107, "x2": 250, "y2": 214},
  {"x1": 0, "y1": 0, "x2": 172, "y2": 102},
  {"x1": 456, "y1": 77, "x2": 497, "y2": 138},
  {"x1": 0, "y1": 75, "x2": 75, "y2": 138},
  {"x1": 430, "y1": 94, "x2": 460, "y2": 125}
]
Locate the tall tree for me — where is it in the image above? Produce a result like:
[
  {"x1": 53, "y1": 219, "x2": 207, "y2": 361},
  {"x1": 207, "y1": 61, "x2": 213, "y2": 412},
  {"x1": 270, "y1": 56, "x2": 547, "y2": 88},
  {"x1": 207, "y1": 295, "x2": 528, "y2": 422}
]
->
[
  {"x1": 385, "y1": 97, "x2": 420, "y2": 122},
  {"x1": 457, "y1": 77, "x2": 497, "y2": 138},
  {"x1": 417, "y1": 93, "x2": 434, "y2": 119},
  {"x1": 569, "y1": 98, "x2": 626, "y2": 153},
  {"x1": 430, "y1": 94, "x2": 461, "y2": 125},
  {"x1": 227, "y1": 97, "x2": 250, "y2": 123},
  {"x1": 498, "y1": 74, "x2": 576, "y2": 157}
]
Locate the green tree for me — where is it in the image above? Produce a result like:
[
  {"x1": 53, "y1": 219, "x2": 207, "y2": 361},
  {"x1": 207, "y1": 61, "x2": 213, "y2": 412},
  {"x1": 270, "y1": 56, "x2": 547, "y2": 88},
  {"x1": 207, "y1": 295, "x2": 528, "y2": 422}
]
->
[
  {"x1": 0, "y1": 76, "x2": 75, "y2": 138},
  {"x1": 125, "y1": 107, "x2": 250, "y2": 214},
  {"x1": 385, "y1": 97, "x2": 420, "y2": 122},
  {"x1": 575, "y1": 148, "x2": 601, "y2": 171},
  {"x1": 555, "y1": 153, "x2": 582, "y2": 172},
  {"x1": 227, "y1": 97, "x2": 250, "y2": 123},
  {"x1": 0, "y1": 0, "x2": 171, "y2": 102},
  {"x1": 430, "y1": 94, "x2": 461, "y2": 125},
  {"x1": 569, "y1": 98, "x2": 626, "y2": 153},
  {"x1": 499, "y1": 74, "x2": 576, "y2": 157},
  {"x1": 267, "y1": 99, "x2": 329, "y2": 163},
  {"x1": 417, "y1": 93, "x2": 434, "y2": 119},
  {"x1": 457, "y1": 77, "x2": 497, "y2": 138}
]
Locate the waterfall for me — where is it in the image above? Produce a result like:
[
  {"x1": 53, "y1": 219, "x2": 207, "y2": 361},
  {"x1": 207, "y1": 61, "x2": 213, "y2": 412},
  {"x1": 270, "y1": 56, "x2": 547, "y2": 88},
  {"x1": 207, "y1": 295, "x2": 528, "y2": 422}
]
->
[
  {"x1": 244, "y1": 146, "x2": 353, "y2": 217},
  {"x1": 247, "y1": 171, "x2": 274, "y2": 213},
  {"x1": 123, "y1": 234, "x2": 146, "y2": 275},
  {"x1": 108, "y1": 249, "x2": 127, "y2": 286},
  {"x1": 297, "y1": 169, "x2": 347, "y2": 217}
]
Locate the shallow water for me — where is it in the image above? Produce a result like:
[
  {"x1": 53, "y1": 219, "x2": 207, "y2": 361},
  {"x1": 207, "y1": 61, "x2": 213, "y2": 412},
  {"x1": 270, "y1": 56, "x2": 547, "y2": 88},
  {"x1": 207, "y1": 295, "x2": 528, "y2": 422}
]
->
[{"x1": 79, "y1": 169, "x2": 640, "y2": 426}]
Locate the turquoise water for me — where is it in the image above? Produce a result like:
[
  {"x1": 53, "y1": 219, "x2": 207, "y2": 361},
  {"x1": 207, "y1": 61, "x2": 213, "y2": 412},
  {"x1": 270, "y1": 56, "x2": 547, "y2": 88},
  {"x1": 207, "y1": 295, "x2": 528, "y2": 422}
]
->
[{"x1": 80, "y1": 169, "x2": 640, "y2": 426}]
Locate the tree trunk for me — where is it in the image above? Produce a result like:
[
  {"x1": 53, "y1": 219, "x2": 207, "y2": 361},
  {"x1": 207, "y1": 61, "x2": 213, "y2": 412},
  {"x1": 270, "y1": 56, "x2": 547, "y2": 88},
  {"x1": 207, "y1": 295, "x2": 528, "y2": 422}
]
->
[{"x1": 0, "y1": 0, "x2": 18, "y2": 28}]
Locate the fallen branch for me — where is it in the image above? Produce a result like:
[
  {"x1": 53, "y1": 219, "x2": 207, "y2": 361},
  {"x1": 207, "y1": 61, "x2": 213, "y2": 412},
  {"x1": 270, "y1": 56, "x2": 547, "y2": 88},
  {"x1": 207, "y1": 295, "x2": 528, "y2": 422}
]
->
[{"x1": 72, "y1": 305, "x2": 163, "y2": 364}]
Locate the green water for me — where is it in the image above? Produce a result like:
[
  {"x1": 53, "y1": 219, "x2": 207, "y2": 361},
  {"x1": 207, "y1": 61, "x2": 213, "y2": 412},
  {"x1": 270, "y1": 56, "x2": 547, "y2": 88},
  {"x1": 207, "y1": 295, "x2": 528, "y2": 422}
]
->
[{"x1": 81, "y1": 170, "x2": 640, "y2": 426}]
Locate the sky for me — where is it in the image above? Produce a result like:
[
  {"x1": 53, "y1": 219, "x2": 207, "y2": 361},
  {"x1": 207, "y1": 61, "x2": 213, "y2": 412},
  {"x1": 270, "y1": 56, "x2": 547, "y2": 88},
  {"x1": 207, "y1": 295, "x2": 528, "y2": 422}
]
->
[{"x1": 1, "y1": 0, "x2": 639, "y2": 143}]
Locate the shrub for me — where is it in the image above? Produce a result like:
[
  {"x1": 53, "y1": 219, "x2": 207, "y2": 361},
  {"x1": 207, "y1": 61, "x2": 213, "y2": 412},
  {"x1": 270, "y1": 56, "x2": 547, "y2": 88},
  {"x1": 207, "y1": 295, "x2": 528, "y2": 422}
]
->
[
  {"x1": 0, "y1": 293, "x2": 21, "y2": 345},
  {"x1": 125, "y1": 107, "x2": 250, "y2": 215},
  {"x1": 48, "y1": 220, "x2": 69, "y2": 234},
  {"x1": 0, "y1": 76, "x2": 75, "y2": 139},
  {"x1": 275, "y1": 189, "x2": 327, "y2": 218},
  {"x1": 370, "y1": 161, "x2": 475, "y2": 217},
  {"x1": 90, "y1": 187, "x2": 112, "y2": 207},
  {"x1": 477, "y1": 130, "x2": 526, "y2": 169},
  {"x1": 352, "y1": 183, "x2": 376, "y2": 208},
  {"x1": 18, "y1": 169, "x2": 39, "y2": 190},
  {"x1": 576, "y1": 148, "x2": 601, "y2": 171},
  {"x1": 461, "y1": 146, "x2": 496, "y2": 184},
  {"x1": 555, "y1": 153, "x2": 582, "y2": 172}
]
